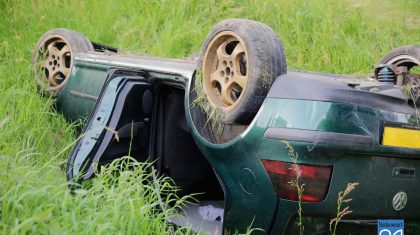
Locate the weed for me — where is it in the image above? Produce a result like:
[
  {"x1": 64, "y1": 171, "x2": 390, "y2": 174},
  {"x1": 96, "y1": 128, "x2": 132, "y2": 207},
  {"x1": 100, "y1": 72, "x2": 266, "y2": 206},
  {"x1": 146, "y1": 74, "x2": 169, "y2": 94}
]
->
[
  {"x1": 32, "y1": 49, "x2": 49, "y2": 91},
  {"x1": 261, "y1": 66, "x2": 273, "y2": 89},
  {"x1": 283, "y1": 141, "x2": 305, "y2": 235},
  {"x1": 402, "y1": 84, "x2": 420, "y2": 125},
  {"x1": 238, "y1": 218, "x2": 264, "y2": 235},
  {"x1": 329, "y1": 182, "x2": 359, "y2": 235},
  {"x1": 191, "y1": 67, "x2": 206, "y2": 108},
  {"x1": 192, "y1": 66, "x2": 226, "y2": 135},
  {"x1": 282, "y1": 142, "x2": 360, "y2": 235}
]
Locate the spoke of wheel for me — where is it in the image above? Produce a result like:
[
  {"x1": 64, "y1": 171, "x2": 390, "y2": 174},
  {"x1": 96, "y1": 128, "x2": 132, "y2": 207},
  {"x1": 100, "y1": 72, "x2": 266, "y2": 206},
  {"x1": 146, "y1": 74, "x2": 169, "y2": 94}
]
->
[
  {"x1": 216, "y1": 41, "x2": 230, "y2": 62},
  {"x1": 230, "y1": 43, "x2": 245, "y2": 59},
  {"x1": 60, "y1": 45, "x2": 70, "y2": 56},
  {"x1": 210, "y1": 69, "x2": 223, "y2": 84},
  {"x1": 47, "y1": 42, "x2": 60, "y2": 55},
  {"x1": 47, "y1": 70, "x2": 59, "y2": 86},
  {"x1": 220, "y1": 83, "x2": 234, "y2": 105},
  {"x1": 59, "y1": 66, "x2": 70, "y2": 76},
  {"x1": 230, "y1": 43, "x2": 247, "y2": 88},
  {"x1": 44, "y1": 60, "x2": 51, "y2": 71},
  {"x1": 231, "y1": 73, "x2": 247, "y2": 88}
]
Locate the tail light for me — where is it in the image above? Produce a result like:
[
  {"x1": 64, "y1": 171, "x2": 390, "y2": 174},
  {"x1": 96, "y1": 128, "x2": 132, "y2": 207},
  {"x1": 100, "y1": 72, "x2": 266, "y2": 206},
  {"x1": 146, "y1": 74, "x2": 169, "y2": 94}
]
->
[{"x1": 262, "y1": 160, "x2": 332, "y2": 202}]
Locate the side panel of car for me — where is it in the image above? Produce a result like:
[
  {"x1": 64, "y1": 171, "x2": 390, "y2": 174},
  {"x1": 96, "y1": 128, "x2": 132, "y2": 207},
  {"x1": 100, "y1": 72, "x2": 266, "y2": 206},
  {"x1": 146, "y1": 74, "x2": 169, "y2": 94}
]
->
[
  {"x1": 187, "y1": 137, "x2": 279, "y2": 233},
  {"x1": 183, "y1": 84, "x2": 280, "y2": 233},
  {"x1": 55, "y1": 54, "x2": 196, "y2": 123},
  {"x1": 56, "y1": 59, "x2": 109, "y2": 122}
]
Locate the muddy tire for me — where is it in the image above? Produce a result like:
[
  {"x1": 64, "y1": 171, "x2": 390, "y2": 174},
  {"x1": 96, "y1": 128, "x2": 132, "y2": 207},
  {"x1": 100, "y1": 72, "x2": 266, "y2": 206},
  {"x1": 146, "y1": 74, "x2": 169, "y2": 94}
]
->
[
  {"x1": 379, "y1": 45, "x2": 420, "y2": 69},
  {"x1": 197, "y1": 19, "x2": 287, "y2": 124},
  {"x1": 32, "y1": 28, "x2": 94, "y2": 95}
]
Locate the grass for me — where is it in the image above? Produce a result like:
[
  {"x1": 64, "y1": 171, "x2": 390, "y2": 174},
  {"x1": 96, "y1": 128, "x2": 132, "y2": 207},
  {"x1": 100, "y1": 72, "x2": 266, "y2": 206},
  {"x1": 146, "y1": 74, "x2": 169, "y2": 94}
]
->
[
  {"x1": 0, "y1": 0, "x2": 419, "y2": 234},
  {"x1": 192, "y1": 67, "x2": 226, "y2": 136}
]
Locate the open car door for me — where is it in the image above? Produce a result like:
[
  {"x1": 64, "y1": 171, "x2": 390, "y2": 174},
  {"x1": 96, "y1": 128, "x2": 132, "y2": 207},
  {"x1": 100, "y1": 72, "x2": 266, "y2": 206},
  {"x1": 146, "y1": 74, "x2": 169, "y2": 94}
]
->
[{"x1": 66, "y1": 69, "x2": 153, "y2": 182}]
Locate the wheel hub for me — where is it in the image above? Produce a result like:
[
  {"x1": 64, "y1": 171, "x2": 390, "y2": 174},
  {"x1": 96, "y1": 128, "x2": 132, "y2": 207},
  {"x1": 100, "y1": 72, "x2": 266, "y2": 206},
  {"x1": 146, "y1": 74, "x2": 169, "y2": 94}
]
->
[
  {"x1": 38, "y1": 37, "x2": 72, "y2": 89},
  {"x1": 202, "y1": 31, "x2": 248, "y2": 111}
]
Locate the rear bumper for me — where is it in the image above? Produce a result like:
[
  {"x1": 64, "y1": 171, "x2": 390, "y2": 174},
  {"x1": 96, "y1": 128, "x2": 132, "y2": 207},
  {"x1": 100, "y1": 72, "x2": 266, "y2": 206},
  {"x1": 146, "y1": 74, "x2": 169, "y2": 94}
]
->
[
  {"x1": 284, "y1": 216, "x2": 420, "y2": 234},
  {"x1": 265, "y1": 153, "x2": 420, "y2": 234}
]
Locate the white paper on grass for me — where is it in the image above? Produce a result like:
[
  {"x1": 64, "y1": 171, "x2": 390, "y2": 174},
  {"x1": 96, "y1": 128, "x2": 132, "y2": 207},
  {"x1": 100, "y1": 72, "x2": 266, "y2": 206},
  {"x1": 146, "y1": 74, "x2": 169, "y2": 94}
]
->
[{"x1": 198, "y1": 205, "x2": 224, "y2": 222}]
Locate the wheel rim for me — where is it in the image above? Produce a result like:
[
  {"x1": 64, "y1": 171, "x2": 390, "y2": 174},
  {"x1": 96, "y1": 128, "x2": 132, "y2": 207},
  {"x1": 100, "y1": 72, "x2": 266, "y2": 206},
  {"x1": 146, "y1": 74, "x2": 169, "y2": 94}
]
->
[
  {"x1": 202, "y1": 31, "x2": 248, "y2": 111},
  {"x1": 35, "y1": 35, "x2": 73, "y2": 91}
]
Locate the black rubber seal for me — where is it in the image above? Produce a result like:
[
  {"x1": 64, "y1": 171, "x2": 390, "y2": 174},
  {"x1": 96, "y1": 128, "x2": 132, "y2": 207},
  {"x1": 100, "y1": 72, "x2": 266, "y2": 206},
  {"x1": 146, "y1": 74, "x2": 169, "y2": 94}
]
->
[{"x1": 264, "y1": 127, "x2": 373, "y2": 147}]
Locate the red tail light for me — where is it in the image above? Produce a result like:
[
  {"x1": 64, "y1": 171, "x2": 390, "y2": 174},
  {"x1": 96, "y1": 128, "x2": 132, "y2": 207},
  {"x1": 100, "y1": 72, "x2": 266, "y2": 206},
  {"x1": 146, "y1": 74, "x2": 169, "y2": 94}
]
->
[{"x1": 262, "y1": 160, "x2": 332, "y2": 202}]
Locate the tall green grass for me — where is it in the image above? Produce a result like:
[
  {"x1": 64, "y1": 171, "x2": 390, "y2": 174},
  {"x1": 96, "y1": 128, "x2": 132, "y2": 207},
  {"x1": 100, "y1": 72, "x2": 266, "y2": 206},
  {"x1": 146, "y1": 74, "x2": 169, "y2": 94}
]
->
[
  {"x1": 0, "y1": 155, "x2": 193, "y2": 234},
  {"x1": 0, "y1": 0, "x2": 419, "y2": 234}
]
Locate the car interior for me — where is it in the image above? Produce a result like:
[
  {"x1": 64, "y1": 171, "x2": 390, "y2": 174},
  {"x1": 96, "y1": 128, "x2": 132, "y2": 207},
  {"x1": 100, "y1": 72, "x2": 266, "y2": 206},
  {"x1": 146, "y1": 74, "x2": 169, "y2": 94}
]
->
[{"x1": 69, "y1": 69, "x2": 226, "y2": 232}]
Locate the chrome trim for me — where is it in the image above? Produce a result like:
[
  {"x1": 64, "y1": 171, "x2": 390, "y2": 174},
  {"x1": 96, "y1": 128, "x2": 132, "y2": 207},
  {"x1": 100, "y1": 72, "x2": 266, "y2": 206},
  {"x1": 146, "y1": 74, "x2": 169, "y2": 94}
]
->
[
  {"x1": 392, "y1": 192, "x2": 408, "y2": 211},
  {"x1": 69, "y1": 91, "x2": 98, "y2": 101}
]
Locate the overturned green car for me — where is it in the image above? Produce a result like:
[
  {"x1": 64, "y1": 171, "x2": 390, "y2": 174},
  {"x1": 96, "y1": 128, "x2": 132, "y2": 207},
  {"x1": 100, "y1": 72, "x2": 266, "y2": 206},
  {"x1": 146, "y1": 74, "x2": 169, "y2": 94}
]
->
[{"x1": 32, "y1": 19, "x2": 420, "y2": 234}]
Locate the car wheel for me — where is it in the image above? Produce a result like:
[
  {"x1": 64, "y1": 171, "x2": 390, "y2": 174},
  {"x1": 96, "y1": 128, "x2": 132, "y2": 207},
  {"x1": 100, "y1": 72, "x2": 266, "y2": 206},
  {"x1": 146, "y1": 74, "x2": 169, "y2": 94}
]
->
[
  {"x1": 379, "y1": 45, "x2": 420, "y2": 107},
  {"x1": 379, "y1": 45, "x2": 420, "y2": 69},
  {"x1": 32, "y1": 28, "x2": 94, "y2": 95},
  {"x1": 197, "y1": 19, "x2": 287, "y2": 124}
]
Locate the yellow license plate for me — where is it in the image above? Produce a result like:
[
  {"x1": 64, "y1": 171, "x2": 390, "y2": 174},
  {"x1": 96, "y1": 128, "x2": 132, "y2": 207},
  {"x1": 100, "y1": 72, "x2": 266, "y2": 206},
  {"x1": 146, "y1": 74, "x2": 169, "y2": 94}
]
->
[{"x1": 382, "y1": 125, "x2": 420, "y2": 149}]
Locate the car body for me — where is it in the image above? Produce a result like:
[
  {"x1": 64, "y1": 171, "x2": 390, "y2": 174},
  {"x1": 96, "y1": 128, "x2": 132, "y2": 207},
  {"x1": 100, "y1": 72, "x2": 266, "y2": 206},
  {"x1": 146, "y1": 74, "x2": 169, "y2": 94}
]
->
[
  {"x1": 50, "y1": 51, "x2": 420, "y2": 234},
  {"x1": 33, "y1": 22, "x2": 420, "y2": 234}
]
